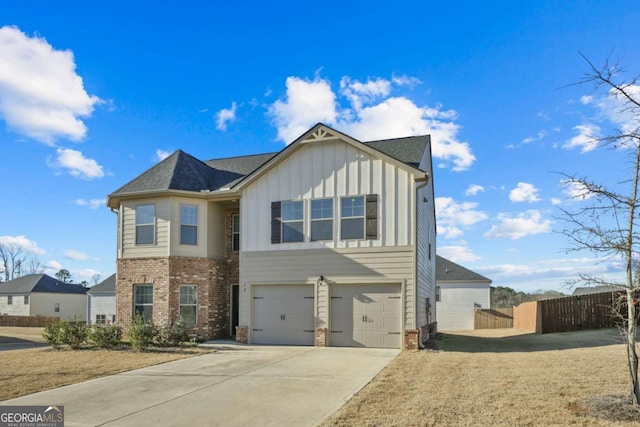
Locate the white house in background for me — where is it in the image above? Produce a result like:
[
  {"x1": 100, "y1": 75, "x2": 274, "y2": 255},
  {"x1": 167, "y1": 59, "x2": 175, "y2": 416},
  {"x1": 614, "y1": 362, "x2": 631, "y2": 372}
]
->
[
  {"x1": 0, "y1": 274, "x2": 88, "y2": 321},
  {"x1": 435, "y1": 255, "x2": 492, "y2": 330},
  {"x1": 88, "y1": 274, "x2": 116, "y2": 324}
]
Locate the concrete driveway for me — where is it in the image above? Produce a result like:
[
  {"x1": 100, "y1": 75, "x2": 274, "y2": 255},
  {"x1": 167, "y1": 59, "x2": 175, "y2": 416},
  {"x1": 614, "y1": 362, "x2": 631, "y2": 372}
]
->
[{"x1": 2, "y1": 343, "x2": 399, "y2": 427}]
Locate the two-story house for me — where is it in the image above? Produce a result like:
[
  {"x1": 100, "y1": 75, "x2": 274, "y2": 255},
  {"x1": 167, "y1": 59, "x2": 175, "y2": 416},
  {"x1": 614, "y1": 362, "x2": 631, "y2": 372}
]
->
[{"x1": 106, "y1": 123, "x2": 436, "y2": 349}]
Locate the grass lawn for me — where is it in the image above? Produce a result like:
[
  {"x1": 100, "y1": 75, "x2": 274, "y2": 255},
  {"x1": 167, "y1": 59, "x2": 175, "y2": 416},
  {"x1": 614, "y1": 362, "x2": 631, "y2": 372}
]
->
[
  {"x1": 323, "y1": 328, "x2": 639, "y2": 426},
  {"x1": 0, "y1": 327, "x2": 212, "y2": 402}
]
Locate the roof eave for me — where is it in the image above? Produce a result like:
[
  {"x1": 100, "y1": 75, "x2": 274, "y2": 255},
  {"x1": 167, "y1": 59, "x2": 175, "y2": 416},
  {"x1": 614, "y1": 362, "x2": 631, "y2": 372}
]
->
[{"x1": 107, "y1": 188, "x2": 241, "y2": 208}]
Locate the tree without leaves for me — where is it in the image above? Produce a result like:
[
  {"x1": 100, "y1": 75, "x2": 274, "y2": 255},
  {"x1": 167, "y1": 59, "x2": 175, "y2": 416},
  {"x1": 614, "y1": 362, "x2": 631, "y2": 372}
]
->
[
  {"x1": 0, "y1": 243, "x2": 44, "y2": 282},
  {"x1": 557, "y1": 54, "x2": 640, "y2": 405}
]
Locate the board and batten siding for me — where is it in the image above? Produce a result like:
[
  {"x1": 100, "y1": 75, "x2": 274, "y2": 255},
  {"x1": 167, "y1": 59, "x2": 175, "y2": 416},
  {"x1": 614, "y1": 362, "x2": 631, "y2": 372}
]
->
[
  {"x1": 436, "y1": 282, "x2": 491, "y2": 330},
  {"x1": 240, "y1": 140, "x2": 415, "y2": 252},
  {"x1": 239, "y1": 247, "x2": 415, "y2": 331},
  {"x1": 415, "y1": 149, "x2": 437, "y2": 329}
]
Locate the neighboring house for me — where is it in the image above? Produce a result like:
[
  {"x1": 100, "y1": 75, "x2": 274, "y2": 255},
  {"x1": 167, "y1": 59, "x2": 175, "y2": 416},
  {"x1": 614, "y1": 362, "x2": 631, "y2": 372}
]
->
[
  {"x1": 435, "y1": 255, "x2": 492, "y2": 330},
  {"x1": 0, "y1": 274, "x2": 88, "y2": 321},
  {"x1": 106, "y1": 123, "x2": 436, "y2": 349},
  {"x1": 88, "y1": 274, "x2": 116, "y2": 324}
]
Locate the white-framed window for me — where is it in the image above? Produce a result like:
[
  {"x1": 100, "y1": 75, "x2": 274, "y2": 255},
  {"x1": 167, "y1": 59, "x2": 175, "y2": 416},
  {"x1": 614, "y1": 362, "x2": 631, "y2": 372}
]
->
[
  {"x1": 340, "y1": 196, "x2": 365, "y2": 240},
  {"x1": 54, "y1": 303, "x2": 60, "y2": 313},
  {"x1": 7, "y1": 296, "x2": 12, "y2": 305},
  {"x1": 282, "y1": 200, "x2": 304, "y2": 243},
  {"x1": 134, "y1": 284, "x2": 153, "y2": 321},
  {"x1": 232, "y1": 214, "x2": 240, "y2": 251},
  {"x1": 24, "y1": 295, "x2": 29, "y2": 305},
  {"x1": 311, "y1": 198, "x2": 333, "y2": 241},
  {"x1": 435, "y1": 286, "x2": 441, "y2": 302},
  {"x1": 96, "y1": 314, "x2": 107, "y2": 324},
  {"x1": 179, "y1": 285, "x2": 197, "y2": 325},
  {"x1": 180, "y1": 204, "x2": 198, "y2": 245},
  {"x1": 135, "y1": 204, "x2": 156, "y2": 245}
]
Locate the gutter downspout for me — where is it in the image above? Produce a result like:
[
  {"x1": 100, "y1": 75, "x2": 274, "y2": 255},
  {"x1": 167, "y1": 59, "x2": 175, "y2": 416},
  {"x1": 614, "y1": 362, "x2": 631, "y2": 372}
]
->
[{"x1": 415, "y1": 174, "x2": 429, "y2": 349}]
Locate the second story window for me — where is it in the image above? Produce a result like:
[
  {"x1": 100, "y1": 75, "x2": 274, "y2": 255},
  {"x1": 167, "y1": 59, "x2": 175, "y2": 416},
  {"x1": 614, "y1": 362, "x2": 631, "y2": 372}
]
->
[
  {"x1": 135, "y1": 204, "x2": 155, "y2": 245},
  {"x1": 180, "y1": 205, "x2": 198, "y2": 245},
  {"x1": 232, "y1": 214, "x2": 240, "y2": 251},
  {"x1": 311, "y1": 198, "x2": 333, "y2": 241},
  {"x1": 282, "y1": 200, "x2": 304, "y2": 243},
  {"x1": 341, "y1": 196, "x2": 365, "y2": 240}
]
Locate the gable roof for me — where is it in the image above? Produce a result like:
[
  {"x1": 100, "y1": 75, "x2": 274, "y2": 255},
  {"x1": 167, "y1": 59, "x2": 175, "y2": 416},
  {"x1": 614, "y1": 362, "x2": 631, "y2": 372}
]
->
[
  {"x1": 0, "y1": 274, "x2": 89, "y2": 295},
  {"x1": 107, "y1": 123, "x2": 431, "y2": 206},
  {"x1": 436, "y1": 256, "x2": 491, "y2": 283},
  {"x1": 88, "y1": 273, "x2": 115, "y2": 294},
  {"x1": 572, "y1": 285, "x2": 621, "y2": 296}
]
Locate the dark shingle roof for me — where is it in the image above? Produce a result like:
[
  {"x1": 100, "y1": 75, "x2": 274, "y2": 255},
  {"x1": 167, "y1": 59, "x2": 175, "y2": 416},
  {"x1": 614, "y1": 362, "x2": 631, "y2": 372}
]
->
[
  {"x1": 572, "y1": 285, "x2": 622, "y2": 296},
  {"x1": 109, "y1": 128, "x2": 429, "y2": 199},
  {"x1": 436, "y1": 256, "x2": 491, "y2": 283},
  {"x1": 88, "y1": 274, "x2": 115, "y2": 294},
  {"x1": 364, "y1": 135, "x2": 429, "y2": 168},
  {"x1": 0, "y1": 274, "x2": 89, "y2": 295}
]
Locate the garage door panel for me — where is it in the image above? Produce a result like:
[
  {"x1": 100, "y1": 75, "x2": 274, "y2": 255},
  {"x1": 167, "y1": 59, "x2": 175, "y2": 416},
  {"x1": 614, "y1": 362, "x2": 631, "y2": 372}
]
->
[
  {"x1": 252, "y1": 285, "x2": 314, "y2": 346},
  {"x1": 330, "y1": 284, "x2": 401, "y2": 349}
]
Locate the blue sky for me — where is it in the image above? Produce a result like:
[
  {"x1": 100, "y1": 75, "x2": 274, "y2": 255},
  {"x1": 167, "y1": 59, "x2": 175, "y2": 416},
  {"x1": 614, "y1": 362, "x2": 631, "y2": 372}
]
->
[{"x1": 1, "y1": 1, "x2": 639, "y2": 292}]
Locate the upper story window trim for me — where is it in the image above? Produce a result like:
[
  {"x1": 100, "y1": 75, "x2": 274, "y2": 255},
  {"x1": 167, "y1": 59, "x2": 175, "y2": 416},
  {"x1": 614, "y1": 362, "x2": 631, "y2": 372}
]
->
[
  {"x1": 135, "y1": 204, "x2": 156, "y2": 245},
  {"x1": 340, "y1": 196, "x2": 365, "y2": 240},
  {"x1": 180, "y1": 204, "x2": 198, "y2": 246},
  {"x1": 281, "y1": 200, "x2": 304, "y2": 243},
  {"x1": 232, "y1": 214, "x2": 240, "y2": 251},
  {"x1": 311, "y1": 198, "x2": 333, "y2": 241}
]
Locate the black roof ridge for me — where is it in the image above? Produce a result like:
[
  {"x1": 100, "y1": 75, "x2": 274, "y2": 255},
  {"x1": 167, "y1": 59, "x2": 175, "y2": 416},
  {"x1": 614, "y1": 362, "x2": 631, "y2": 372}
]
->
[
  {"x1": 364, "y1": 134, "x2": 429, "y2": 143},
  {"x1": 205, "y1": 151, "x2": 278, "y2": 163}
]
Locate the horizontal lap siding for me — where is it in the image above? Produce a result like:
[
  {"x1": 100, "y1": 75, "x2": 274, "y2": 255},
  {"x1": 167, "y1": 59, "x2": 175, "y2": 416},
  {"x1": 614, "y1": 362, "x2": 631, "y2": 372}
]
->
[
  {"x1": 121, "y1": 198, "x2": 170, "y2": 258},
  {"x1": 436, "y1": 283, "x2": 490, "y2": 330},
  {"x1": 240, "y1": 247, "x2": 415, "y2": 329}
]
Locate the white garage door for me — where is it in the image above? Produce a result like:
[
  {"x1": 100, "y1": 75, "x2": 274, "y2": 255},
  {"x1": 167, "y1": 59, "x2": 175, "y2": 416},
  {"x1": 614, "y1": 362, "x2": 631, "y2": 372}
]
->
[
  {"x1": 330, "y1": 284, "x2": 402, "y2": 348},
  {"x1": 252, "y1": 285, "x2": 314, "y2": 345}
]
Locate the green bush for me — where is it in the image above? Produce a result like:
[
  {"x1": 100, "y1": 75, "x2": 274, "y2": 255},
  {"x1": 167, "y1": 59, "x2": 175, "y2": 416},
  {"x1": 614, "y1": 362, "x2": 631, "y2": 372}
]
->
[
  {"x1": 42, "y1": 321, "x2": 89, "y2": 349},
  {"x1": 155, "y1": 317, "x2": 189, "y2": 347},
  {"x1": 89, "y1": 323, "x2": 123, "y2": 349},
  {"x1": 43, "y1": 321, "x2": 64, "y2": 349},
  {"x1": 60, "y1": 322, "x2": 89, "y2": 349},
  {"x1": 128, "y1": 315, "x2": 157, "y2": 351}
]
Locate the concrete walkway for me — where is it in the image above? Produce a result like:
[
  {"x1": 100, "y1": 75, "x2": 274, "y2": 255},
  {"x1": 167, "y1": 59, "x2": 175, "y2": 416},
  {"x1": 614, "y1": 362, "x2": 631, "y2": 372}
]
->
[{"x1": 3, "y1": 343, "x2": 399, "y2": 427}]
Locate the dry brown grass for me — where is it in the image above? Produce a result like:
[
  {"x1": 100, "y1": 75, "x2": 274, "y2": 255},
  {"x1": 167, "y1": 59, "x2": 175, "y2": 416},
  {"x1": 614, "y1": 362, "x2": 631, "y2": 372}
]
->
[
  {"x1": 0, "y1": 327, "x2": 211, "y2": 402},
  {"x1": 324, "y1": 328, "x2": 639, "y2": 426}
]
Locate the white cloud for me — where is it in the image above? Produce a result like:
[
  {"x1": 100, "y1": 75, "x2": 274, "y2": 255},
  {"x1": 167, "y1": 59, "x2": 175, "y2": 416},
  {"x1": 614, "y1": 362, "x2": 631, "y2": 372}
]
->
[
  {"x1": 75, "y1": 198, "x2": 104, "y2": 209},
  {"x1": 522, "y1": 130, "x2": 547, "y2": 144},
  {"x1": 268, "y1": 74, "x2": 476, "y2": 171},
  {"x1": 269, "y1": 76, "x2": 337, "y2": 143},
  {"x1": 44, "y1": 259, "x2": 62, "y2": 273},
  {"x1": 435, "y1": 197, "x2": 488, "y2": 239},
  {"x1": 0, "y1": 26, "x2": 101, "y2": 144},
  {"x1": 509, "y1": 182, "x2": 541, "y2": 203},
  {"x1": 155, "y1": 149, "x2": 171, "y2": 162},
  {"x1": 391, "y1": 74, "x2": 422, "y2": 88},
  {"x1": 563, "y1": 124, "x2": 600, "y2": 152},
  {"x1": 551, "y1": 198, "x2": 562, "y2": 205},
  {"x1": 0, "y1": 235, "x2": 46, "y2": 255},
  {"x1": 484, "y1": 210, "x2": 552, "y2": 240},
  {"x1": 216, "y1": 101, "x2": 238, "y2": 131},
  {"x1": 51, "y1": 148, "x2": 104, "y2": 179},
  {"x1": 580, "y1": 95, "x2": 593, "y2": 105},
  {"x1": 64, "y1": 250, "x2": 89, "y2": 261},
  {"x1": 438, "y1": 245, "x2": 481, "y2": 263},
  {"x1": 73, "y1": 268, "x2": 102, "y2": 281},
  {"x1": 561, "y1": 180, "x2": 594, "y2": 200},
  {"x1": 465, "y1": 184, "x2": 485, "y2": 196},
  {"x1": 597, "y1": 84, "x2": 640, "y2": 134}
]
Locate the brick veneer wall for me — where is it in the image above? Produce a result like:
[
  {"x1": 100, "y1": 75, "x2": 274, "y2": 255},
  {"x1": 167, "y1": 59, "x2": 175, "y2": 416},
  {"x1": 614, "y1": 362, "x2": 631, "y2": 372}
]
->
[{"x1": 117, "y1": 256, "x2": 228, "y2": 339}]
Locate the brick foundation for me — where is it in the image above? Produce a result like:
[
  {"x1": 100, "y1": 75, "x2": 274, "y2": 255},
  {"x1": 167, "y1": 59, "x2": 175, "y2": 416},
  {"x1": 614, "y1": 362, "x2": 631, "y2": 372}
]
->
[
  {"x1": 315, "y1": 328, "x2": 327, "y2": 347},
  {"x1": 235, "y1": 326, "x2": 248, "y2": 343},
  {"x1": 404, "y1": 328, "x2": 419, "y2": 350}
]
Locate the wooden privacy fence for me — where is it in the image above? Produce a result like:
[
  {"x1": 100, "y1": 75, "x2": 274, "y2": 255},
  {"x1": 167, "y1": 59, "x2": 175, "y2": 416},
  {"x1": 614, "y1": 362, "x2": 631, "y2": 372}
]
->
[
  {"x1": 0, "y1": 314, "x2": 60, "y2": 327},
  {"x1": 514, "y1": 292, "x2": 616, "y2": 334},
  {"x1": 474, "y1": 308, "x2": 514, "y2": 329}
]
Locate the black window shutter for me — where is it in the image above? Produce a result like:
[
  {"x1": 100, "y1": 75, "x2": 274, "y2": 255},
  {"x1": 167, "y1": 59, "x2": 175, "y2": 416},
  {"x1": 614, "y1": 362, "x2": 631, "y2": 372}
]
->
[
  {"x1": 271, "y1": 201, "x2": 282, "y2": 244},
  {"x1": 366, "y1": 194, "x2": 378, "y2": 240}
]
